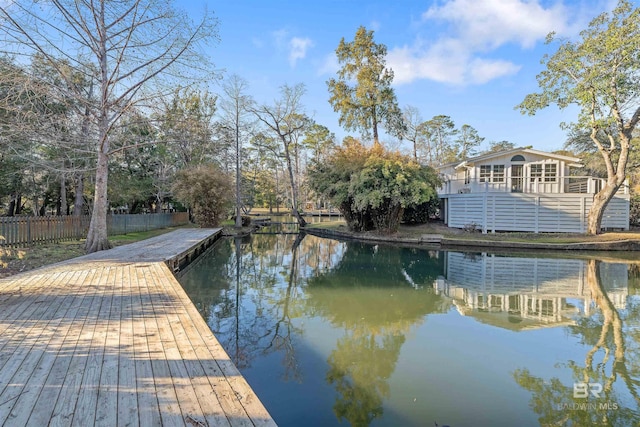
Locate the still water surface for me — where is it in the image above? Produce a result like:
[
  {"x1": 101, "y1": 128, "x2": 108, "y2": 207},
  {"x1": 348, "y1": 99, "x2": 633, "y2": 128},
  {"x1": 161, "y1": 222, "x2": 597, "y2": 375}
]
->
[{"x1": 178, "y1": 233, "x2": 640, "y2": 427}]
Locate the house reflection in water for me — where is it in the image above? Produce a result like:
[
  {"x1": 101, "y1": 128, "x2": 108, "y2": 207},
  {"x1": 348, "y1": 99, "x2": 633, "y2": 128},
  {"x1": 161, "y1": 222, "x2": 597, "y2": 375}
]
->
[{"x1": 433, "y1": 252, "x2": 628, "y2": 331}]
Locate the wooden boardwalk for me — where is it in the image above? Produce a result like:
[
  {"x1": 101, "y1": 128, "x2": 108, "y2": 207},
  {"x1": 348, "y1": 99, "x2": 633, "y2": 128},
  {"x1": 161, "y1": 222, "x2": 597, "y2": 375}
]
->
[{"x1": 0, "y1": 228, "x2": 276, "y2": 427}]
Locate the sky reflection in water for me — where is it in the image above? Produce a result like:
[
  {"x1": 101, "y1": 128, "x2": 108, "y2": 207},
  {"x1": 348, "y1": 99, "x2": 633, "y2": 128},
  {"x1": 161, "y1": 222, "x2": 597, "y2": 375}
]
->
[{"x1": 178, "y1": 233, "x2": 640, "y2": 427}]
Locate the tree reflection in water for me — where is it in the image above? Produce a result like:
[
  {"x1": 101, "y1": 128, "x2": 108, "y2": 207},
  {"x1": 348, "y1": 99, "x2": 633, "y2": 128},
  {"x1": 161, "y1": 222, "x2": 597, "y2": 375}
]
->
[
  {"x1": 513, "y1": 259, "x2": 640, "y2": 426},
  {"x1": 305, "y1": 242, "x2": 449, "y2": 426},
  {"x1": 180, "y1": 233, "x2": 449, "y2": 426}
]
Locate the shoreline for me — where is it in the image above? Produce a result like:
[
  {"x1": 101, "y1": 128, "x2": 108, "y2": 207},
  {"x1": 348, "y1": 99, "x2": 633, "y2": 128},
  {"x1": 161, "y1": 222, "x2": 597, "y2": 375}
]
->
[{"x1": 303, "y1": 224, "x2": 640, "y2": 252}]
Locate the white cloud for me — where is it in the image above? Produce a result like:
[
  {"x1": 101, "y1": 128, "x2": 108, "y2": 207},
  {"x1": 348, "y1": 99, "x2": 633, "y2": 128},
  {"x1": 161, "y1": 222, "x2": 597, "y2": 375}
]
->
[
  {"x1": 423, "y1": 0, "x2": 569, "y2": 49},
  {"x1": 269, "y1": 29, "x2": 314, "y2": 68},
  {"x1": 289, "y1": 37, "x2": 314, "y2": 67},
  {"x1": 317, "y1": 53, "x2": 339, "y2": 76},
  {"x1": 388, "y1": 0, "x2": 576, "y2": 86},
  {"x1": 468, "y1": 58, "x2": 522, "y2": 84},
  {"x1": 272, "y1": 29, "x2": 289, "y2": 49},
  {"x1": 388, "y1": 38, "x2": 521, "y2": 85}
]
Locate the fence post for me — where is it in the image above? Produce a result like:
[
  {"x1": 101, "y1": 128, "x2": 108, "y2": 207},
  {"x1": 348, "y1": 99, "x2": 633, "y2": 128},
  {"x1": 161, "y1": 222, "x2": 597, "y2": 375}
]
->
[{"x1": 27, "y1": 216, "x2": 32, "y2": 245}]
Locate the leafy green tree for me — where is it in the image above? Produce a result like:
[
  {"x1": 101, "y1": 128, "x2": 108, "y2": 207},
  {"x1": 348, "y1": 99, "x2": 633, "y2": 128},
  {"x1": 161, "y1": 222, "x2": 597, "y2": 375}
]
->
[
  {"x1": 517, "y1": 0, "x2": 640, "y2": 234},
  {"x1": 484, "y1": 140, "x2": 516, "y2": 154},
  {"x1": 327, "y1": 26, "x2": 404, "y2": 147},
  {"x1": 171, "y1": 164, "x2": 233, "y2": 227},
  {"x1": 303, "y1": 123, "x2": 336, "y2": 163},
  {"x1": 456, "y1": 124, "x2": 484, "y2": 160},
  {"x1": 108, "y1": 112, "x2": 159, "y2": 213},
  {"x1": 630, "y1": 196, "x2": 640, "y2": 226},
  {"x1": 159, "y1": 88, "x2": 218, "y2": 167},
  {"x1": 309, "y1": 140, "x2": 441, "y2": 233},
  {"x1": 0, "y1": 55, "x2": 83, "y2": 216},
  {"x1": 424, "y1": 115, "x2": 458, "y2": 165}
]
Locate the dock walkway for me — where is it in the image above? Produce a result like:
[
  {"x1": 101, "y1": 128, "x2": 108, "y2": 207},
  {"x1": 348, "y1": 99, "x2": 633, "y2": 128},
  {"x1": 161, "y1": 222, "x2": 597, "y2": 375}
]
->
[{"x1": 0, "y1": 228, "x2": 275, "y2": 426}]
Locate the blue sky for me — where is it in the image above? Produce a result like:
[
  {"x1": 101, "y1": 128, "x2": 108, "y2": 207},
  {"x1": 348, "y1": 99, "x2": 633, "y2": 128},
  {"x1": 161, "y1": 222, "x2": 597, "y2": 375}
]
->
[{"x1": 185, "y1": 0, "x2": 619, "y2": 153}]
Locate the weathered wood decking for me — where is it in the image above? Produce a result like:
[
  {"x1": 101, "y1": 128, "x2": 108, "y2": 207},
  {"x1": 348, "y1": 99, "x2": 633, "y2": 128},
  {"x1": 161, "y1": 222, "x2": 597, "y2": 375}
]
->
[{"x1": 0, "y1": 228, "x2": 276, "y2": 427}]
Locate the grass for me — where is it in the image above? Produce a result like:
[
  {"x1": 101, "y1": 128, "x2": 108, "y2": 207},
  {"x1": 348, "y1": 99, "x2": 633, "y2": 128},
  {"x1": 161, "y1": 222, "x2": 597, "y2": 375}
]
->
[{"x1": 0, "y1": 226, "x2": 190, "y2": 279}]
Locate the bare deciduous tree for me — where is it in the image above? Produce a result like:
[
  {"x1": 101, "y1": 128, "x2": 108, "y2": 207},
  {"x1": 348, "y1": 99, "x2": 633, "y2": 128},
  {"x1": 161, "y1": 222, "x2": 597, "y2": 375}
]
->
[
  {"x1": 0, "y1": 0, "x2": 219, "y2": 252},
  {"x1": 251, "y1": 84, "x2": 309, "y2": 227},
  {"x1": 219, "y1": 75, "x2": 254, "y2": 228}
]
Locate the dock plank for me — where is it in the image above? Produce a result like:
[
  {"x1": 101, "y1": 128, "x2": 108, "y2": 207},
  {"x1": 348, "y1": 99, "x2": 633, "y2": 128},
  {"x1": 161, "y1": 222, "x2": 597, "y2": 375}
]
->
[
  {"x1": 5, "y1": 269, "x2": 93, "y2": 426},
  {"x1": 131, "y1": 264, "x2": 162, "y2": 427},
  {"x1": 0, "y1": 228, "x2": 275, "y2": 427},
  {"x1": 28, "y1": 268, "x2": 102, "y2": 426}
]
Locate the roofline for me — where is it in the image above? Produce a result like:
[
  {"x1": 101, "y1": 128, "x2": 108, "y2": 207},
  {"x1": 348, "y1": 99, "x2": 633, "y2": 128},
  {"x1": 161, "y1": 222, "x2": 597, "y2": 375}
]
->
[{"x1": 437, "y1": 147, "x2": 582, "y2": 170}]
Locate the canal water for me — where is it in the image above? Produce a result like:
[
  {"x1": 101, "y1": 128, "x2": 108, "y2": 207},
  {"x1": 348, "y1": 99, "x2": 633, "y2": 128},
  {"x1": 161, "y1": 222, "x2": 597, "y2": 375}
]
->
[{"x1": 178, "y1": 233, "x2": 640, "y2": 427}]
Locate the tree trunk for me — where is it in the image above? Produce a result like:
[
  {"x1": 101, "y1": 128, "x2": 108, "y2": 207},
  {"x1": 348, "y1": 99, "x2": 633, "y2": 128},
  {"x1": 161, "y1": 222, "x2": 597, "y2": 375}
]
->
[
  {"x1": 372, "y1": 105, "x2": 380, "y2": 147},
  {"x1": 7, "y1": 193, "x2": 16, "y2": 216},
  {"x1": 85, "y1": 150, "x2": 111, "y2": 252},
  {"x1": 586, "y1": 126, "x2": 631, "y2": 235},
  {"x1": 85, "y1": 6, "x2": 111, "y2": 254},
  {"x1": 235, "y1": 119, "x2": 242, "y2": 228},
  {"x1": 586, "y1": 259, "x2": 625, "y2": 364},
  {"x1": 60, "y1": 173, "x2": 67, "y2": 216},
  {"x1": 74, "y1": 172, "x2": 84, "y2": 216},
  {"x1": 15, "y1": 194, "x2": 22, "y2": 215},
  {"x1": 283, "y1": 144, "x2": 306, "y2": 227},
  {"x1": 32, "y1": 196, "x2": 39, "y2": 217},
  {"x1": 587, "y1": 179, "x2": 624, "y2": 235},
  {"x1": 275, "y1": 167, "x2": 280, "y2": 214}
]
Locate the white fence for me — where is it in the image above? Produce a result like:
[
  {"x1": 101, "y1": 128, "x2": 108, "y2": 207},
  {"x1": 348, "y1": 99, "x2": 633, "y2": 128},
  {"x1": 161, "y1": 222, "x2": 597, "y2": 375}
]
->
[{"x1": 443, "y1": 193, "x2": 629, "y2": 233}]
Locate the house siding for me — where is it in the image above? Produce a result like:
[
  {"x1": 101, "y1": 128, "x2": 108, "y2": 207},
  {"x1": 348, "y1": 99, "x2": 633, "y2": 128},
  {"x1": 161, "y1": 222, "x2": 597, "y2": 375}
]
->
[{"x1": 444, "y1": 193, "x2": 629, "y2": 233}]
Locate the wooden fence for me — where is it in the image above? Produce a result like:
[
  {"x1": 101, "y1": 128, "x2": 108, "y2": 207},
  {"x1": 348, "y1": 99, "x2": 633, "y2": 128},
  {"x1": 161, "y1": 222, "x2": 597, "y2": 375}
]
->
[{"x1": 0, "y1": 212, "x2": 190, "y2": 247}]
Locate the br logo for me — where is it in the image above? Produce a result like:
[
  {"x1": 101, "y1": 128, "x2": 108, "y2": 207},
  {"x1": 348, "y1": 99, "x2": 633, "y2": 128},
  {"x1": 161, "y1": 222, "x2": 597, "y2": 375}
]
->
[{"x1": 573, "y1": 382, "x2": 603, "y2": 398}]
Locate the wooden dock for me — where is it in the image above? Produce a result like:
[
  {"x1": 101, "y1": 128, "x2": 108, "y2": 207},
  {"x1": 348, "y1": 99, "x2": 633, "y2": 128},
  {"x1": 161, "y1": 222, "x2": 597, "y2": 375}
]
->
[{"x1": 0, "y1": 228, "x2": 276, "y2": 427}]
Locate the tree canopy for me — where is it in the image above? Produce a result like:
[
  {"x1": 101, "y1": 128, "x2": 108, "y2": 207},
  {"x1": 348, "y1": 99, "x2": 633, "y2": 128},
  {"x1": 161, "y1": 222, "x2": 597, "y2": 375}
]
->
[
  {"x1": 517, "y1": 0, "x2": 640, "y2": 234},
  {"x1": 308, "y1": 139, "x2": 441, "y2": 233},
  {"x1": 327, "y1": 26, "x2": 404, "y2": 147}
]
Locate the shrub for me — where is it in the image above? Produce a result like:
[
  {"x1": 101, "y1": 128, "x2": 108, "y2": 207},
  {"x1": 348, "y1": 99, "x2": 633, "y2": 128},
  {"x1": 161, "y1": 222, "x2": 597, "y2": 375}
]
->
[
  {"x1": 309, "y1": 140, "x2": 441, "y2": 233},
  {"x1": 630, "y1": 195, "x2": 640, "y2": 226},
  {"x1": 171, "y1": 164, "x2": 233, "y2": 227}
]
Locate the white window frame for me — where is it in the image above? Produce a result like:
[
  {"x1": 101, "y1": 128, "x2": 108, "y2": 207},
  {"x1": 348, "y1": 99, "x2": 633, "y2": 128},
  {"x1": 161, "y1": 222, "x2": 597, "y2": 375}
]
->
[
  {"x1": 479, "y1": 165, "x2": 491, "y2": 183},
  {"x1": 544, "y1": 163, "x2": 557, "y2": 182},
  {"x1": 492, "y1": 165, "x2": 505, "y2": 183}
]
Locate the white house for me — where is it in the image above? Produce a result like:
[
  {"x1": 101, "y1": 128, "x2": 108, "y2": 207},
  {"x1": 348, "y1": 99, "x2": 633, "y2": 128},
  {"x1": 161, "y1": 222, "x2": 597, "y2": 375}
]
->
[
  {"x1": 432, "y1": 252, "x2": 628, "y2": 331},
  {"x1": 437, "y1": 147, "x2": 630, "y2": 233}
]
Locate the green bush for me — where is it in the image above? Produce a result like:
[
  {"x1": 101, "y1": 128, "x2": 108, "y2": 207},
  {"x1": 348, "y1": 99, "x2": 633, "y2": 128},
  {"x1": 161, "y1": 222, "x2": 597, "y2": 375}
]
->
[
  {"x1": 171, "y1": 164, "x2": 233, "y2": 227},
  {"x1": 402, "y1": 200, "x2": 439, "y2": 224},
  {"x1": 309, "y1": 140, "x2": 441, "y2": 233},
  {"x1": 630, "y1": 195, "x2": 640, "y2": 226}
]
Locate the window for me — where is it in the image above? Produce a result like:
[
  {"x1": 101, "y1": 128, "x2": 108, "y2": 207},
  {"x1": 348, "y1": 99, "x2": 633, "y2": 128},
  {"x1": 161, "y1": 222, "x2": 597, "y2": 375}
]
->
[
  {"x1": 511, "y1": 154, "x2": 525, "y2": 161},
  {"x1": 479, "y1": 165, "x2": 505, "y2": 182},
  {"x1": 492, "y1": 165, "x2": 505, "y2": 182},
  {"x1": 479, "y1": 165, "x2": 491, "y2": 182},
  {"x1": 544, "y1": 164, "x2": 557, "y2": 182},
  {"x1": 464, "y1": 168, "x2": 470, "y2": 184},
  {"x1": 530, "y1": 164, "x2": 543, "y2": 182},
  {"x1": 541, "y1": 300, "x2": 554, "y2": 317}
]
